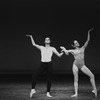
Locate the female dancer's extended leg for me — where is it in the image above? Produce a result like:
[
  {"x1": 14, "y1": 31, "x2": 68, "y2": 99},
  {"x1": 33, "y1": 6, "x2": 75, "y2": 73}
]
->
[{"x1": 81, "y1": 65, "x2": 97, "y2": 97}]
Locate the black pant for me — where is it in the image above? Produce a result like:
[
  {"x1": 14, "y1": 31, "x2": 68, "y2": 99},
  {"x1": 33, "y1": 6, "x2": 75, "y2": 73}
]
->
[{"x1": 32, "y1": 61, "x2": 52, "y2": 92}]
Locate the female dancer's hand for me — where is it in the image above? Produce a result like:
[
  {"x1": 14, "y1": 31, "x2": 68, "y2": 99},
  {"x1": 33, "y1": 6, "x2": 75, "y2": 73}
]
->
[
  {"x1": 26, "y1": 34, "x2": 32, "y2": 37},
  {"x1": 88, "y1": 28, "x2": 94, "y2": 33},
  {"x1": 60, "y1": 46, "x2": 65, "y2": 50},
  {"x1": 60, "y1": 46, "x2": 69, "y2": 55}
]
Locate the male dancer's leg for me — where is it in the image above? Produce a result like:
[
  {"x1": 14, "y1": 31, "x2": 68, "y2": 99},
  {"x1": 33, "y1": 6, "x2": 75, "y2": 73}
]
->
[
  {"x1": 46, "y1": 62, "x2": 52, "y2": 97},
  {"x1": 32, "y1": 63, "x2": 44, "y2": 88},
  {"x1": 30, "y1": 63, "x2": 44, "y2": 97}
]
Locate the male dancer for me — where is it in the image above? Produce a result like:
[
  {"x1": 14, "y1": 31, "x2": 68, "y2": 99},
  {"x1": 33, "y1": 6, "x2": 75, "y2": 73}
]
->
[
  {"x1": 60, "y1": 28, "x2": 97, "y2": 97},
  {"x1": 26, "y1": 35, "x2": 63, "y2": 98}
]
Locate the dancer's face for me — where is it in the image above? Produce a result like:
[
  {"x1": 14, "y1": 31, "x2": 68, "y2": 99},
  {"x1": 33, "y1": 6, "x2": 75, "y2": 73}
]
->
[
  {"x1": 74, "y1": 40, "x2": 80, "y2": 47},
  {"x1": 44, "y1": 37, "x2": 51, "y2": 44}
]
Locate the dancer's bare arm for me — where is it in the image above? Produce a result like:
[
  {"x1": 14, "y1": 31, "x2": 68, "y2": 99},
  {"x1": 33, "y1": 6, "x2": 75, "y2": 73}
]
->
[
  {"x1": 53, "y1": 48, "x2": 64, "y2": 57},
  {"x1": 26, "y1": 35, "x2": 41, "y2": 50},
  {"x1": 82, "y1": 28, "x2": 93, "y2": 48}
]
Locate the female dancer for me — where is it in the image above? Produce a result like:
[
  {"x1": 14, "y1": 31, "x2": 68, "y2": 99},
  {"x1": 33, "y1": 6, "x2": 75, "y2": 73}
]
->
[{"x1": 60, "y1": 28, "x2": 97, "y2": 97}]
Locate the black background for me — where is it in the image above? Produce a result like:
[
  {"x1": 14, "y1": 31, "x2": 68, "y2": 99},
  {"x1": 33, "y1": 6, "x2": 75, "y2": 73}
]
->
[{"x1": 0, "y1": 0, "x2": 100, "y2": 74}]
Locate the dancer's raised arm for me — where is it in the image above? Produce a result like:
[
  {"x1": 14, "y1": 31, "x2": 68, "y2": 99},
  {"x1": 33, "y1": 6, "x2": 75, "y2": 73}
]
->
[
  {"x1": 26, "y1": 35, "x2": 41, "y2": 50},
  {"x1": 82, "y1": 28, "x2": 93, "y2": 48}
]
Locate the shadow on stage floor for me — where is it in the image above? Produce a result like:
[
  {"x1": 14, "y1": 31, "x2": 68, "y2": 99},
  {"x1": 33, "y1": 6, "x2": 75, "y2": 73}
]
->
[{"x1": 0, "y1": 74, "x2": 100, "y2": 100}]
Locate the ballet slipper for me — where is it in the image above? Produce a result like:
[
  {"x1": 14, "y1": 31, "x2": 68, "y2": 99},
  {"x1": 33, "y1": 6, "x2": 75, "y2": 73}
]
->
[
  {"x1": 47, "y1": 92, "x2": 52, "y2": 97},
  {"x1": 30, "y1": 89, "x2": 36, "y2": 98},
  {"x1": 71, "y1": 94, "x2": 78, "y2": 98},
  {"x1": 92, "y1": 90, "x2": 97, "y2": 97}
]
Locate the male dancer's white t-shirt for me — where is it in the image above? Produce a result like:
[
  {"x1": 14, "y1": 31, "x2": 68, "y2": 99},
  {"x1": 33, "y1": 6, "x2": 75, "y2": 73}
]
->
[{"x1": 40, "y1": 46, "x2": 56, "y2": 62}]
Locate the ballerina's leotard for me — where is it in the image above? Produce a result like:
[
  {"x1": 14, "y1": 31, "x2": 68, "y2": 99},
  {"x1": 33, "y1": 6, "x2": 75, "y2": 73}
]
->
[{"x1": 72, "y1": 48, "x2": 85, "y2": 69}]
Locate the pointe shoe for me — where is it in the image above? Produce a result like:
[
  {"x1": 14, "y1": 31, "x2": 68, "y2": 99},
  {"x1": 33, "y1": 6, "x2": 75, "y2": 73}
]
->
[
  {"x1": 47, "y1": 92, "x2": 52, "y2": 97},
  {"x1": 92, "y1": 90, "x2": 97, "y2": 97},
  {"x1": 30, "y1": 89, "x2": 36, "y2": 98},
  {"x1": 71, "y1": 94, "x2": 78, "y2": 98}
]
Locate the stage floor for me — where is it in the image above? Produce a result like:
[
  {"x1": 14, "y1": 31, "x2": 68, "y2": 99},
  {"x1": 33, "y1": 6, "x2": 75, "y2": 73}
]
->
[{"x1": 0, "y1": 79, "x2": 100, "y2": 100}]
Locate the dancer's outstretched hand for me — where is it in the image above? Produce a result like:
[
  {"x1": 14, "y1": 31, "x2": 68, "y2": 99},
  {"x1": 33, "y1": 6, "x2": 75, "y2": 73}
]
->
[
  {"x1": 26, "y1": 34, "x2": 32, "y2": 37},
  {"x1": 60, "y1": 46, "x2": 65, "y2": 50},
  {"x1": 60, "y1": 46, "x2": 69, "y2": 55},
  {"x1": 88, "y1": 28, "x2": 94, "y2": 33}
]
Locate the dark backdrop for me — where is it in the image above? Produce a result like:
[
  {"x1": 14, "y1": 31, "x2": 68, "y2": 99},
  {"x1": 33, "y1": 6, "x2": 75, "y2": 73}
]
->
[{"x1": 0, "y1": 0, "x2": 100, "y2": 74}]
